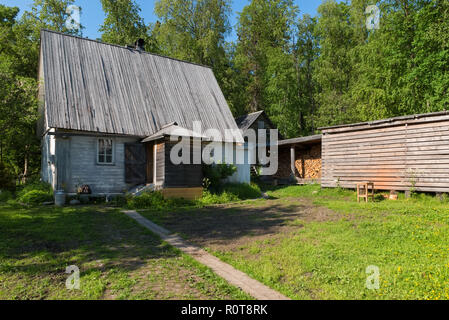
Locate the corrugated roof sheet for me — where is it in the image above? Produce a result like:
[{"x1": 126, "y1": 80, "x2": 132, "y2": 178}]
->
[{"x1": 41, "y1": 29, "x2": 243, "y2": 142}]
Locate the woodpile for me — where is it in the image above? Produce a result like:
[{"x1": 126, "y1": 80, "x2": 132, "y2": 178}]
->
[
  {"x1": 295, "y1": 145, "x2": 322, "y2": 179},
  {"x1": 274, "y1": 143, "x2": 322, "y2": 180}
]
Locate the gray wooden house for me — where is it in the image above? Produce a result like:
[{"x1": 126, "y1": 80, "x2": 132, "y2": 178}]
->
[{"x1": 38, "y1": 30, "x2": 245, "y2": 199}]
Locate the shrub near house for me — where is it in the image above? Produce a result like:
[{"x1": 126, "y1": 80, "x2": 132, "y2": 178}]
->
[{"x1": 16, "y1": 181, "x2": 53, "y2": 205}]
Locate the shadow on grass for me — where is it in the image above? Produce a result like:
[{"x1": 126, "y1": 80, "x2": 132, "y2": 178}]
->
[
  {"x1": 0, "y1": 205, "x2": 178, "y2": 276},
  {"x1": 142, "y1": 200, "x2": 322, "y2": 246}
]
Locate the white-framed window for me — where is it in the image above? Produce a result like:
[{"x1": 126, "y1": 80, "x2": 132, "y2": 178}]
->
[
  {"x1": 258, "y1": 121, "x2": 265, "y2": 129},
  {"x1": 97, "y1": 138, "x2": 114, "y2": 165}
]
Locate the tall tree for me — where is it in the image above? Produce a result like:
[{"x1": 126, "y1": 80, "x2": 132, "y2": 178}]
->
[
  {"x1": 154, "y1": 0, "x2": 231, "y2": 66},
  {"x1": 294, "y1": 14, "x2": 319, "y2": 134},
  {"x1": 153, "y1": 0, "x2": 232, "y2": 101},
  {"x1": 0, "y1": 0, "x2": 82, "y2": 181},
  {"x1": 234, "y1": 0, "x2": 299, "y2": 137},
  {"x1": 0, "y1": 5, "x2": 39, "y2": 181},
  {"x1": 15, "y1": 0, "x2": 83, "y2": 77},
  {"x1": 312, "y1": 0, "x2": 357, "y2": 128},
  {"x1": 99, "y1": 0, "x2": 153, "y2": 50}
]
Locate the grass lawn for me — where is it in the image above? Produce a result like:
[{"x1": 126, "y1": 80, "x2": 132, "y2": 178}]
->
[
  {"x1": 0, "y1": 203, "x2": 250, "y2": 300},
  {"x1": 140, "y1": 184, "x2": 449, "y2": 300}
]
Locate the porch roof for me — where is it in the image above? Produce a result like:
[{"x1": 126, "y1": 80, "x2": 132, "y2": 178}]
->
[{"x1": 141, "y1": 123, "x2": 208, "y2": 143}]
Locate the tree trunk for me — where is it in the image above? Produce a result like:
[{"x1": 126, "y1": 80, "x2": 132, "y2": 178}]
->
[{"x1": 22, "y1": 145, "x2": 29, "y2": 184}]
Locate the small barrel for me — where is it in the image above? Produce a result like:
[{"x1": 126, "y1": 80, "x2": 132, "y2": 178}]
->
[{"x1": 54, "y1": 191, "x2": 66, "y2": 207}]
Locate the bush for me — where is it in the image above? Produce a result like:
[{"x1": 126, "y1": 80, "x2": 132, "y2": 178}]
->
[
  {"x1": 0, "y1": 162, "x2": 15, "y2": 192},
  {"x1": 15, "y1": 180, "x2": 53, "y2": 206},
  {"x1": 0, "y1": 190, "x2": 13, "y2": 203},
  {"x1": 203, "y1": 163, "x2": 237, "y2": 191},
  {"x1": 197, "y1": 183, "x2": 262, "y2": 206},
  {"x1": 126, "y1": 183, "x2": 262, "y2": 210},
  {"x1": 198, "y1": 190, "x2": 239, "y2": 205},
  {"x1": 108, "y1": 195, "x2": 128, "y2": 207},
  {"x1": 19, "y1": 190, "x2": 53, "y2": 205},
  {"x1": 222, "y1": 183, "x2": 262, "y2": 200},
  {"x1": 127, "y1": 191, "x2": 175, "y2": 210},
  {"x1": 127, "y1": 191, "x2": 196, "y2": 210},
  {"x1": 17, "y1": 181, "x2": 53, "y2": 200}
]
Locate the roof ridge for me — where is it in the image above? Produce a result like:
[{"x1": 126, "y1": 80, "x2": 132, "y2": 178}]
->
[
  {"x1": 237, "y1": 110, "x2": 264, "y2": 117},
  {"x1": 40, "y1": 29, "x2": 213, "y2": 70}
]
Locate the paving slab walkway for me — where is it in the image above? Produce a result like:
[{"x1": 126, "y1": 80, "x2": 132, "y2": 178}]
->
[{"x1": 123, "y1": 210, "x2": 290, "y2": 300}]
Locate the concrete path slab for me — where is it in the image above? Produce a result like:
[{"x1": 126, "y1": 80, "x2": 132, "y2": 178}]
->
[{"x1": 123, "y1": 210, "x2": 290, "y2": 300}]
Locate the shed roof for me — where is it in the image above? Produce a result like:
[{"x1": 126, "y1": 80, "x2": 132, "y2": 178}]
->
[
  {"x1": 319, "y1": 110, "x2": 449, "y2": 133},
  {"x1": 40, "y1": 29, "x2": 243, "y2": 143},
  {"x1": 278, "y1": 134, "x2": 322, "y2": 147}
]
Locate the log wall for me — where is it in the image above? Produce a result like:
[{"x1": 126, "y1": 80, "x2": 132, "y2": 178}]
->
[{"x1": 321, "y1": 114, "x2": 449, "y2": 192}]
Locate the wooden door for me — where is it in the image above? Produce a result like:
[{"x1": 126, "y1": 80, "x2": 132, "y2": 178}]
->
[
  {"x1": 125, "y1": 143, "x2": 146, "y2": 185},
  {"x1": 145, "y1": 143, "x2": 154, "y2": 184}
]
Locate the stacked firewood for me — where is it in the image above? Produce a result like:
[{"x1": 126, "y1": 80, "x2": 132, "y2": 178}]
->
[{"x1": 295, "y1": 145, "x2": 322, "y2": 179}]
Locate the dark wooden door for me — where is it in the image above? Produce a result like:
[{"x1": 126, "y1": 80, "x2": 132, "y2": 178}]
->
[
  {"x1": 145, "y1": 143, "x2": 154, "y2": 184},
  {"x1": 125, "y1": 143, "x2": 147, "y2": 185}
]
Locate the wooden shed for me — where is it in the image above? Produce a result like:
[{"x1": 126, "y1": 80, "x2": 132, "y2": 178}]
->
[{"x1": 320, "y1": 111, "x2": 449, "y2": 193}]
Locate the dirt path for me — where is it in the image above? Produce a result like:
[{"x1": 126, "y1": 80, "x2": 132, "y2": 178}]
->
[{"x1": 123, "y1": 210, "x2": 290, "y2": 300}]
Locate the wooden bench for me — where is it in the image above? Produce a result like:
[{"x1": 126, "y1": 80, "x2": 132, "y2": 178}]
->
[{"x1": 357, "y1": 182, "x2": 375, "y2": 203}]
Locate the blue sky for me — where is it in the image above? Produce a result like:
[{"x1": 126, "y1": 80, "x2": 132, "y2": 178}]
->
[{"x1": 1, "y1": 0, "x2": 324, "y2": 41}]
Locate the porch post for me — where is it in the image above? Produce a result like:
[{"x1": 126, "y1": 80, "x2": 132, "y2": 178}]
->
[
  {"x1": 290, "y1": 146, "x2": 296, "y2": 178},
  {"x1": 153, "y1": 144, "x2": 157, "y2": 185}
]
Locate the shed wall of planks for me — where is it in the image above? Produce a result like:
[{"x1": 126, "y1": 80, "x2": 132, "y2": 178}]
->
[{"x1": 321, "y1": 113, "x2": 449, "y2": 192}]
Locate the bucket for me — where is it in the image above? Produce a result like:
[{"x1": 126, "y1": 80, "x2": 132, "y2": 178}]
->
[{"x1": 54, "y1": 191, "x2": 66, "y2": 207}]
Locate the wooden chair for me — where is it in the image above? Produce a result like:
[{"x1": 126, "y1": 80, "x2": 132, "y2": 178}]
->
[{"x1": 357, "y1": 182, "x2": 375, "y2": 203}]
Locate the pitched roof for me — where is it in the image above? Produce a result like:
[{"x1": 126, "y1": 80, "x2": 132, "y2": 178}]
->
[
  {"x1": 40, "y1": 29, "x2": 243, "y2": 143},
  {"x1": 235, "y1": 111, "x2": 265, "y2": 132}
]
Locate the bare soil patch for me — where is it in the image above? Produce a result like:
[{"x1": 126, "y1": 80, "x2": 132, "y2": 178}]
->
[{"x1": 152, "y1": 198, "x2": 344, "y2": 252}]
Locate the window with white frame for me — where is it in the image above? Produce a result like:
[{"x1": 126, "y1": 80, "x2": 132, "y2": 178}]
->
[{"x1": 97, "y1": 138, "x2": 114, "y2": 164}]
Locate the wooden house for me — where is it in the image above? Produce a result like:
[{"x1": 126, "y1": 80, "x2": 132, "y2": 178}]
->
[
  {"x1": 235, "y1": 111, "x2": 281, "y2": 180},
  {"x1": 38, "y1": 30, "x2": 246, "y2": 199},
  {"x1": 235, "y1": 110, "x2": 279, "y2": 141},
  {"x1": 320, "y1": 111, "x2": 449, "y2": 193}
]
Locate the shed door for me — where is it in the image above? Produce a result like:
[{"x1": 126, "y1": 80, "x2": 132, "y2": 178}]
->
[{"x1": 125, "y1": 143, "x2": 147, "y2": 185}]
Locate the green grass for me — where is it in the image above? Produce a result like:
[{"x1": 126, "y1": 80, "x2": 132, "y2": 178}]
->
[
  {"x1": 0, "y1": 203, "x2": 250, "y2": 300},
  {"x1": 211, "y1": 185, "x2": 449, "y2": 300}
]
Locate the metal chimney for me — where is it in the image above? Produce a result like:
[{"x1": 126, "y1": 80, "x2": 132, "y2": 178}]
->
[{"x1": 135, "y1": 38, "x2": 145, "y2": 51}]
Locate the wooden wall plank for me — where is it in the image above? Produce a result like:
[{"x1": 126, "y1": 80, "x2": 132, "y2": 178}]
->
[{"x1": 322, "y1": 116, "x2": 449, "y2": 192}]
